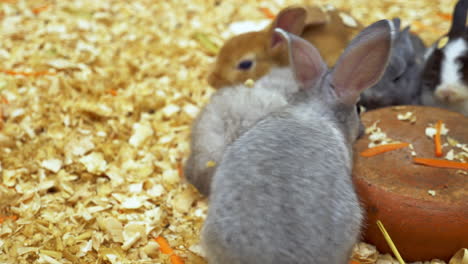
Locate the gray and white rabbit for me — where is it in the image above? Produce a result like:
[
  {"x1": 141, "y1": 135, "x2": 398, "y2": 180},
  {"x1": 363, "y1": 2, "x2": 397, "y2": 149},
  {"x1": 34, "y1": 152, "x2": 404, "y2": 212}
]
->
[
  {"x1": 184, "y1": 67, "x2": 298, "y2": 196},
  {"x1": 420, "y1": 0, "x2": 468, "y2": 116},
  {"x1": 184, "y1": 8, "x2": 306, "y2": 197},
  {"x1": 202, "y1": 19, "x2": 393, "y2": 264},
  {"x1": 359, "y1": 18, "x2": 426, "y2": 110}
]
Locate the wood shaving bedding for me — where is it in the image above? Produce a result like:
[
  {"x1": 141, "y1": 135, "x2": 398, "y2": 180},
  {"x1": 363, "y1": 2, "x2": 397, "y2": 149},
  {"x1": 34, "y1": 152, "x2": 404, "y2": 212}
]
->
[{"x1": 0, "y1": 0, "x2": 457, "y2": 263}]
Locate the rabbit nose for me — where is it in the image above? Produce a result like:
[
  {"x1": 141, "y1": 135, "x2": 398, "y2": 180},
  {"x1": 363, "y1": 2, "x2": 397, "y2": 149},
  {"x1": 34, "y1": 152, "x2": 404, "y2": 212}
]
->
[
  {"x1": 207, "y1": 72, "x2": 224, "y2": 89},
  {"x1": 436, "y1": 88, "x2": 458, "y2": 103}
]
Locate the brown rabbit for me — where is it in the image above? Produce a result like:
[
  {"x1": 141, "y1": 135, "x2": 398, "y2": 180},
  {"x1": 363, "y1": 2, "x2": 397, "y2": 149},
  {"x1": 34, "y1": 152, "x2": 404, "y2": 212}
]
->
[
  {"x1": 303, "y1": 5, "x2": 364, "y2": 66},
  {"x1": 208, "y1": 5, "x2": 363, "y2": 89}
]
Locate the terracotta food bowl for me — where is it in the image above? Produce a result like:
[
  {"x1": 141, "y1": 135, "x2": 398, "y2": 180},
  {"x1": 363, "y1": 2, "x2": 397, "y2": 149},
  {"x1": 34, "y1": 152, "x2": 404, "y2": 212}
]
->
[{"x1": 352, "y1": 105, "x2": 468, "y2": 262}]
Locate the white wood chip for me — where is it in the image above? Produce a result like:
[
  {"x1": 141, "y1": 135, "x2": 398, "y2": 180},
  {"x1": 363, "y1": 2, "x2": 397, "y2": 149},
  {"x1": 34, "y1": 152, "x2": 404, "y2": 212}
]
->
[
  {"x1": 129, "y1": 122, "x2": 154, "y2": 147},
  {"x1": 339, "y1": 12, "x2": 358, "y2": 27},
  {"x1": 40, "y1": 159, "x2": 63, "y2": 173},
  {"x1": 79, "y1": 152, "x2": 108, "y2": 174}
]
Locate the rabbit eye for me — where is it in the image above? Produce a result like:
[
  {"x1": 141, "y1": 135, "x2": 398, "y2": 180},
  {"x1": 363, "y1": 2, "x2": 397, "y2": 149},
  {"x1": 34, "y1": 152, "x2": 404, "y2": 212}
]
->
[{"x1": 237, "y1": 60, "x2": 253, "y2": 70}]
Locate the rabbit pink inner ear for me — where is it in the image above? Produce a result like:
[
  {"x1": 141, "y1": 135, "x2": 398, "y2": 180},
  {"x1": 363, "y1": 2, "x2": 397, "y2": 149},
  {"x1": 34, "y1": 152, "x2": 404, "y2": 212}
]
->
[
  {"x1": 275, "y1": 29, "x2": 327, "y2": 89},
  {"x1": 331, "y1": 19, "x2": 393, "y2": 105},
  {"x1": 270, "y1": 6, "x2": 307, "y2": 48}
]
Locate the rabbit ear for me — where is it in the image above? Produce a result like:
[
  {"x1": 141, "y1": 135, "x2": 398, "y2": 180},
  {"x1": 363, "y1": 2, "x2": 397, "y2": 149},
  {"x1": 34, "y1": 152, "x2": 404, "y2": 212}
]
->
[
  {"x1": 274, "y1": 28, "x2": 327, "y2": 89},
  {"x1": 303, "y1": 5, "x2": 328, "y2": 26},
  {"x1": 269, "y1": 6, "x2": 307, "y2": 48},
  {"x1": 449, "y1": 0, "x2": 468, "y2": 38},
  {"x1": 331, "y1": 19, "x2": 393, "y2": 106}
]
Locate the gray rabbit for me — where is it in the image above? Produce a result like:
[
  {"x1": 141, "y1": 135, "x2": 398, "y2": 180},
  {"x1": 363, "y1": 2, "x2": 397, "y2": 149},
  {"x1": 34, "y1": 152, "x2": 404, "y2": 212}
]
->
[
  {"x1": 184, "y1": 67, "x2": 298, "y2": 196},
  {"x1": 202, "y1": 20, "x2": 393, "y2": 264},
  {"x1": 420, "y1": 0, "x2": 468, "y2": 116},
  {"x1": 359, "y1": 18, "x2": 426, "y2": 109},
  {"x1": 184, "y1": 8, "x2": 308, "y2": 197}
]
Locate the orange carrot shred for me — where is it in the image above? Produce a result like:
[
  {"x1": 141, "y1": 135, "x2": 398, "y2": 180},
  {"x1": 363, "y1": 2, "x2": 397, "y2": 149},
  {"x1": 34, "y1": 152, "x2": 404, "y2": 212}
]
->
[
  {"x1": 349, "y1": 261, "x2": 361, "y2": 264},
  {"x1": 107, "y1": 89, "x2": 118, "y2": 96},
  {"x1": 1, "y1": 96, "x2": 8, "y2": 104},
  {"x1": 434, "y1": 120, "x2": 443, "y2": 157},
  {"x1": 155, "y1": 236, "x2": 174, "y2": 254},
  {"x1": 437, "y1": 12, "x2": 452, "y2": 21},
  {"x1": 413, "y1": 158, "x2": 468, "y2": 170},
  {"x1": 170, "y1": 255, "x2": 185, "y2": 264},
  {"x1": 0, "y1": 69, "x2": 56, "y2": 77},
  {"x1": 154, "y1": 236, "x2": 185, "y2": 264},
  {"x1": 360, "y1": 143, "x2": 410, "y2": 157},
  {"x1": 259, "y1": 7, "x2": 275, "y2": 19},
  {"x1": 0, "y1": 215, "x2": 18, "y2": 224},
  {"x1": 32, "y1": 5, "x2": 50, "y2": 14},
  {"x1": 177, "y1": 162, "x2": 184, "y2": 179},
  {"x1": 412, "y1": 21, "x2": 442, "y2": 34}
]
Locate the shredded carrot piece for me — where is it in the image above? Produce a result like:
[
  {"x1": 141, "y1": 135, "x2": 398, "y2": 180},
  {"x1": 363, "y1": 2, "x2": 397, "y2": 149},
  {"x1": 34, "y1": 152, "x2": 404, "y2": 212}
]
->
[
  {"x1": 0, "y1": 96, "x2": 8, "y2": 104},
  {"x1": 413, "y1": 158, "x2": 468, "y2": 170},
  {"x1": 437, "y1": 12, "x2": 452, "y2": 21},
  {"x1": 411, "y1": 21, "x2": 442, "y2": 34},
  {"x1": 259, "y1": 7, "x2": 276, "y2": 19},
  {"x1": 170, "y1": 255, "x2": 185, "y2": 264},
  {"x1": 360, "y1": 143, "x2": 410, "y2": 157},
  {"x1": 107, "y1": 89, "x2": 117, "y2": 96},
  {"x1": 155, "y1": 236, "x2": 174, "y2": 254},
  {"x1": 0, "y1": 215, "x2": 18, "y2": 224},
  {"x1": 32, "y1": 5, "x2": 50, "y2": 14},
  {"x1": 434, "y1": 120, "x2": 443, "y2": 157},
  {"x1": 0, "y1": 69, "x2": 56, "y2": 77},
  {"x1": 154, "y1": 236, "x2": 185, "y2": 264},
  {"x1": 349, "y1": 261, "x2": 361, "y2": 264},
  {"x1": 0, "y1": 217, "x2": 7, "y2": 224},
  {"x1": 177, "y1": 162, "x2": 184, "y2": 179}
]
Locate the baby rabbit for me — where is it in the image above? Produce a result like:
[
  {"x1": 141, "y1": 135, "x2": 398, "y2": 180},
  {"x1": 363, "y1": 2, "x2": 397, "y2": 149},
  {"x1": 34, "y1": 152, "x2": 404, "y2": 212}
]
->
[
  {"x1": 421, "y1": 0, "x2": 468, "y2": 116},
  {"x1": 208, "y1": 5, "x2": 363, "y2": 89},
  {"x1": 302, "y1": 5, "x2": 364, "y2": 67},
  {"x1": 202, "y1": 19, "x2": 393, "y2": 264},
  {"x1": 359, "y1": 18, "x2": 426, "y2": 109},
  {"x1": 184, "y1": 67, "x2": 298, "y2": 196}
]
